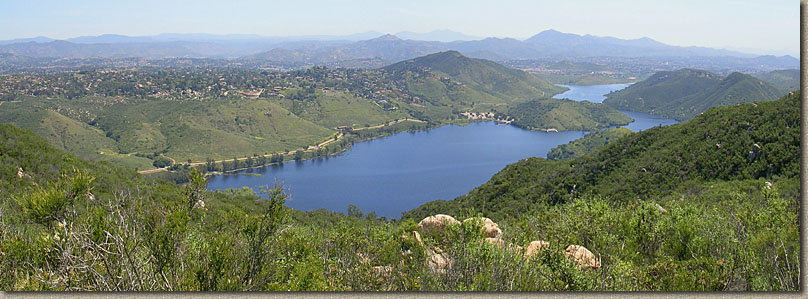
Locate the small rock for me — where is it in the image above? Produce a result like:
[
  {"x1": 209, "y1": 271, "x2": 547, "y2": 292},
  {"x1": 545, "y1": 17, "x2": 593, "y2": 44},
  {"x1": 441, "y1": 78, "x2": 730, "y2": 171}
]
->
[
  {"x1": 524, "y1": 240, "x2": 550, "y2": 257},
  {"x1": 426, "y1": 248, "x2": 451, "y2": 274},
  {"x1": 564, "y1": 245, "x2": 601, "y2": 270},
  {"x1": 418, "y1": 214, "x2": 460, "y2": 235},
  {"x1": 462, "y1": 217, "x2": 502, "y2": 239}
]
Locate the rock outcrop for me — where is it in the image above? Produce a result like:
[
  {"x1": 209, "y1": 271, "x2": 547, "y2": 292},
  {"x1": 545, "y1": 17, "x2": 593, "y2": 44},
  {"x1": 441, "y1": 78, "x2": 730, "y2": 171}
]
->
[
  {"x1": 418, "y1": 214, "x2": 460, "y2": 235},
  {"x1": 426, "y1": 247, "x2": 452, "y2": 274},
  {"x1": 564, "y1": 245, "x2": 601, "y2": 270},
  {"x1": 462, "y1": 217, "x2": 502, "y2": 239},
  {"x1": 524, "y1": 240, "x2": 550, "y2": 257}
]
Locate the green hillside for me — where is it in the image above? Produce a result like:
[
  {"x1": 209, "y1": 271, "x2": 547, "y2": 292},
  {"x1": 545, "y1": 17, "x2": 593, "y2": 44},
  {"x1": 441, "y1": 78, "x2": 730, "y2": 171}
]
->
[
  {"x1": 1, "y1": 97, "x2": 335, "y2": 165},
  {"x1": 755, "y1": 69, "x2": 799, "y2": 93},
  {"x1": 603, "y1": 69, "x2": 784, "y2": 120},
  {"x1": 277, "y1": 91, "x2": 407, "y2": 128},
  {"x1": 385, "y1": 51, "x2": 566, "y2": 109},
  {"x1": 405, "y1": 91, "x2": 799, "y2": 220},
  {"x1": 546, "y1": 127, "x2": 634, "y2": 160},
  {"x1": 507, "y1": 98, "x2": 633, "y2": 131},
  {"x1": 0, "y1": 101, "x2": 154, "y2": 169}
]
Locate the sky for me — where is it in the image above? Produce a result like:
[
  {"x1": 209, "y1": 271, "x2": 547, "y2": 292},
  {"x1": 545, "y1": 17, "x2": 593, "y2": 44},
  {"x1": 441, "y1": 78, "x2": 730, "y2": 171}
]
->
[{"x1": 0, "y1": 0, "x2": 799, "y2": 56}]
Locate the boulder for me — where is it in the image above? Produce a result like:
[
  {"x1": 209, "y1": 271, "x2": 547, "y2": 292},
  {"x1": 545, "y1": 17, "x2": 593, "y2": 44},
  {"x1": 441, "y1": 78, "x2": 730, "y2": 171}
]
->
[
  {"x1": 418, "y1": 214, "x2": 460, "y2": 234},
  {"x1": 426, "y1": 248, "x2": 451, "y2": 274},
  {"x1": 564, "y1": 245, "x2": 600, "y2": 270},
  {"x1": 524, "y1": 240, "x2": 550, "y2": 257},
  {"x1": 462, "y1": 217, "x2": 502, "y2": 239}
]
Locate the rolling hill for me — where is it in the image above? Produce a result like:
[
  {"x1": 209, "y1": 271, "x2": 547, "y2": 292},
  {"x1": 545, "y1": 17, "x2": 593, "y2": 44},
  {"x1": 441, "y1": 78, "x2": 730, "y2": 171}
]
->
[
  {"x1": 755, "y1": 69, "x2": 800, "y2": 94},
  {"x1": 506, "y1": 98, "x2": 633, "y2": 132},
  {"x1": 384, "y1": 50, "x2": 565, "y2": 104},
  {"x1": 603, "y1": 69, "x2": 784, "y2": 120}
]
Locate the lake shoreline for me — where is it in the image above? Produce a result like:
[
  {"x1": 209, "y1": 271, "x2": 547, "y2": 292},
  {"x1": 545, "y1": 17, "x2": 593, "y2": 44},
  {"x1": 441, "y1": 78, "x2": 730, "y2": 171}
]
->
[{"x1": 207, "y1": 84, "x2": 679, "y2": 218}]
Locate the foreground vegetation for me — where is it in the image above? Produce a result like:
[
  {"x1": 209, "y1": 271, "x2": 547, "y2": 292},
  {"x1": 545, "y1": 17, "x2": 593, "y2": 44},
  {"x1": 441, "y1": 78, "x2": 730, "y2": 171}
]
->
[{"x1": 0, "y1": 91, "x2": 798, "y2": 291}]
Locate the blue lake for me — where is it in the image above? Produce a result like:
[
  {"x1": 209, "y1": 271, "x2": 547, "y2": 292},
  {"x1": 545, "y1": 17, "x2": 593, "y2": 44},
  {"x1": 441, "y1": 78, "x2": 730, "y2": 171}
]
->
[
  {"x1": 553, "y1": 83, "x2": 631, "y2": 103},
  {"x1": 208, "y1": 84, "x2": 678, "y2": 218}
]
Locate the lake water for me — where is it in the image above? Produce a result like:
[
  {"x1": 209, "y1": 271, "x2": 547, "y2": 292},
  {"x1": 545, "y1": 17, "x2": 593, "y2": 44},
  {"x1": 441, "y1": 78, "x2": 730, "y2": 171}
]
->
[
  {"x1": 553, "y1": 83, "x2": 630, "y2": 103},
  {"x1": 208, "y1": 84, "x2": 678, "y2": 218}
]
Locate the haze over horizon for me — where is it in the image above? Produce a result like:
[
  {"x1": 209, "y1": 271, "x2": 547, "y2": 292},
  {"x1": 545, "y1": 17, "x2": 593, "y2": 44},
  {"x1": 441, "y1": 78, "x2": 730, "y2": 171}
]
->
[{"x1": 0, "y1": 0, "x2": 798, "y2": 57}]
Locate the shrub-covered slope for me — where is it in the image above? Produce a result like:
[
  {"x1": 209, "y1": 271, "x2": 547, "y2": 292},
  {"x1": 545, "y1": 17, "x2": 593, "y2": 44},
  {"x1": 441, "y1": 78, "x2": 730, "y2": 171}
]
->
[
  {"x1": 385, "y1": 51, "x2": 566, "y2": 106},
  {"x1": 603, "y1": 69, "x2": 784, "y2": 120},
  {"x1": 507, "y1": 98, "x2": 633, "y2": 131},
  {"x1": 755, "y1": 69, "x2": 799, "y2": 94},
  {"x1": 546, "y1": 127, "x2": 634, "y2": 160},
  {"x1": 405, "y1": 91, "x2": 799, "y2": 221}
]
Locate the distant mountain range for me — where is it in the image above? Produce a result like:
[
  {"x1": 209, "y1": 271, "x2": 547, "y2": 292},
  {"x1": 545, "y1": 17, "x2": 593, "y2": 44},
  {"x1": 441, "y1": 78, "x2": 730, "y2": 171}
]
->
[{"x1": 0, "y1": 30, "x2": 798, "y2": 67}]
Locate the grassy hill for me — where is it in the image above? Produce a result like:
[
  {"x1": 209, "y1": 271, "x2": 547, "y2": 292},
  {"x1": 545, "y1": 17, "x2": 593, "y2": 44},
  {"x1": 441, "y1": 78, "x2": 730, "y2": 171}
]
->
[
  {"x1": 546, "y1": 127, "x2": 634, "y2": 160},
  {"x1": 385, "y1": 51, "x2": 566, "y2": 109},
  {"x1": 276, "y1": 91, "x2": 407, "y2": 128},
  {"x1": 755, "y1": 69, "x2": 799, "y2": 94},
  {"x1": 603, "y1": 69, "x2": 784, "y2": 120},
  {"x1": 0, "y1": 101, "x2": 154, "y2": 169},
  {"x1": 507, "y1": 98, "x2": 633, "y2": 131},
  {"x1": 0, "y1": 97, "x2": 335, "y2": 166}
]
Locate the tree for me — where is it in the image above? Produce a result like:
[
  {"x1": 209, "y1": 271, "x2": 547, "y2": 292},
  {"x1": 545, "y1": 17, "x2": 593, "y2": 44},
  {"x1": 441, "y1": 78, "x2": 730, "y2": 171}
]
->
[
  {"x1": 153, "y1": 156, "x2": 173, "y2": 168},
  {"x1": 243, "y1": 184, "x2": 289, "y2": 289},
  {"x1": 185, "y1": 168, "x2": 207, "y2": 212},
  {"x1": 294, "y1": 150, "x2": 304, "y2": 161},
  {"x1": 347, "y1": 204, "x2": 363, "y2": 219}
]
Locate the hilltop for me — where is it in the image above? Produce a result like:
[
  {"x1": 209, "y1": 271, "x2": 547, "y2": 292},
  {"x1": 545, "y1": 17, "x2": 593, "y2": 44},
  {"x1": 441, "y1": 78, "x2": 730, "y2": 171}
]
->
[
  {"x1": 602, "y1": 69, "x2": 784, "y2": 120},
  {"x1": 384, "y1": 50, "x2": 565, "y2": 102},
  {"x1": 506, "y1": 98, "x2": 632, "y2": 132},
  {"x1": 755, "y1": 69, "x2": 800, "y2": 94}
]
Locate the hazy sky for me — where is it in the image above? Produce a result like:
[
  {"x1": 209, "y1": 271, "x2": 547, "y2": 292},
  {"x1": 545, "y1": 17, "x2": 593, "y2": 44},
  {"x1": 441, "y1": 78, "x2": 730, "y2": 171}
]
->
[{"x1": 0, "y1": 0, "x2": 799, "y2": 56}]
